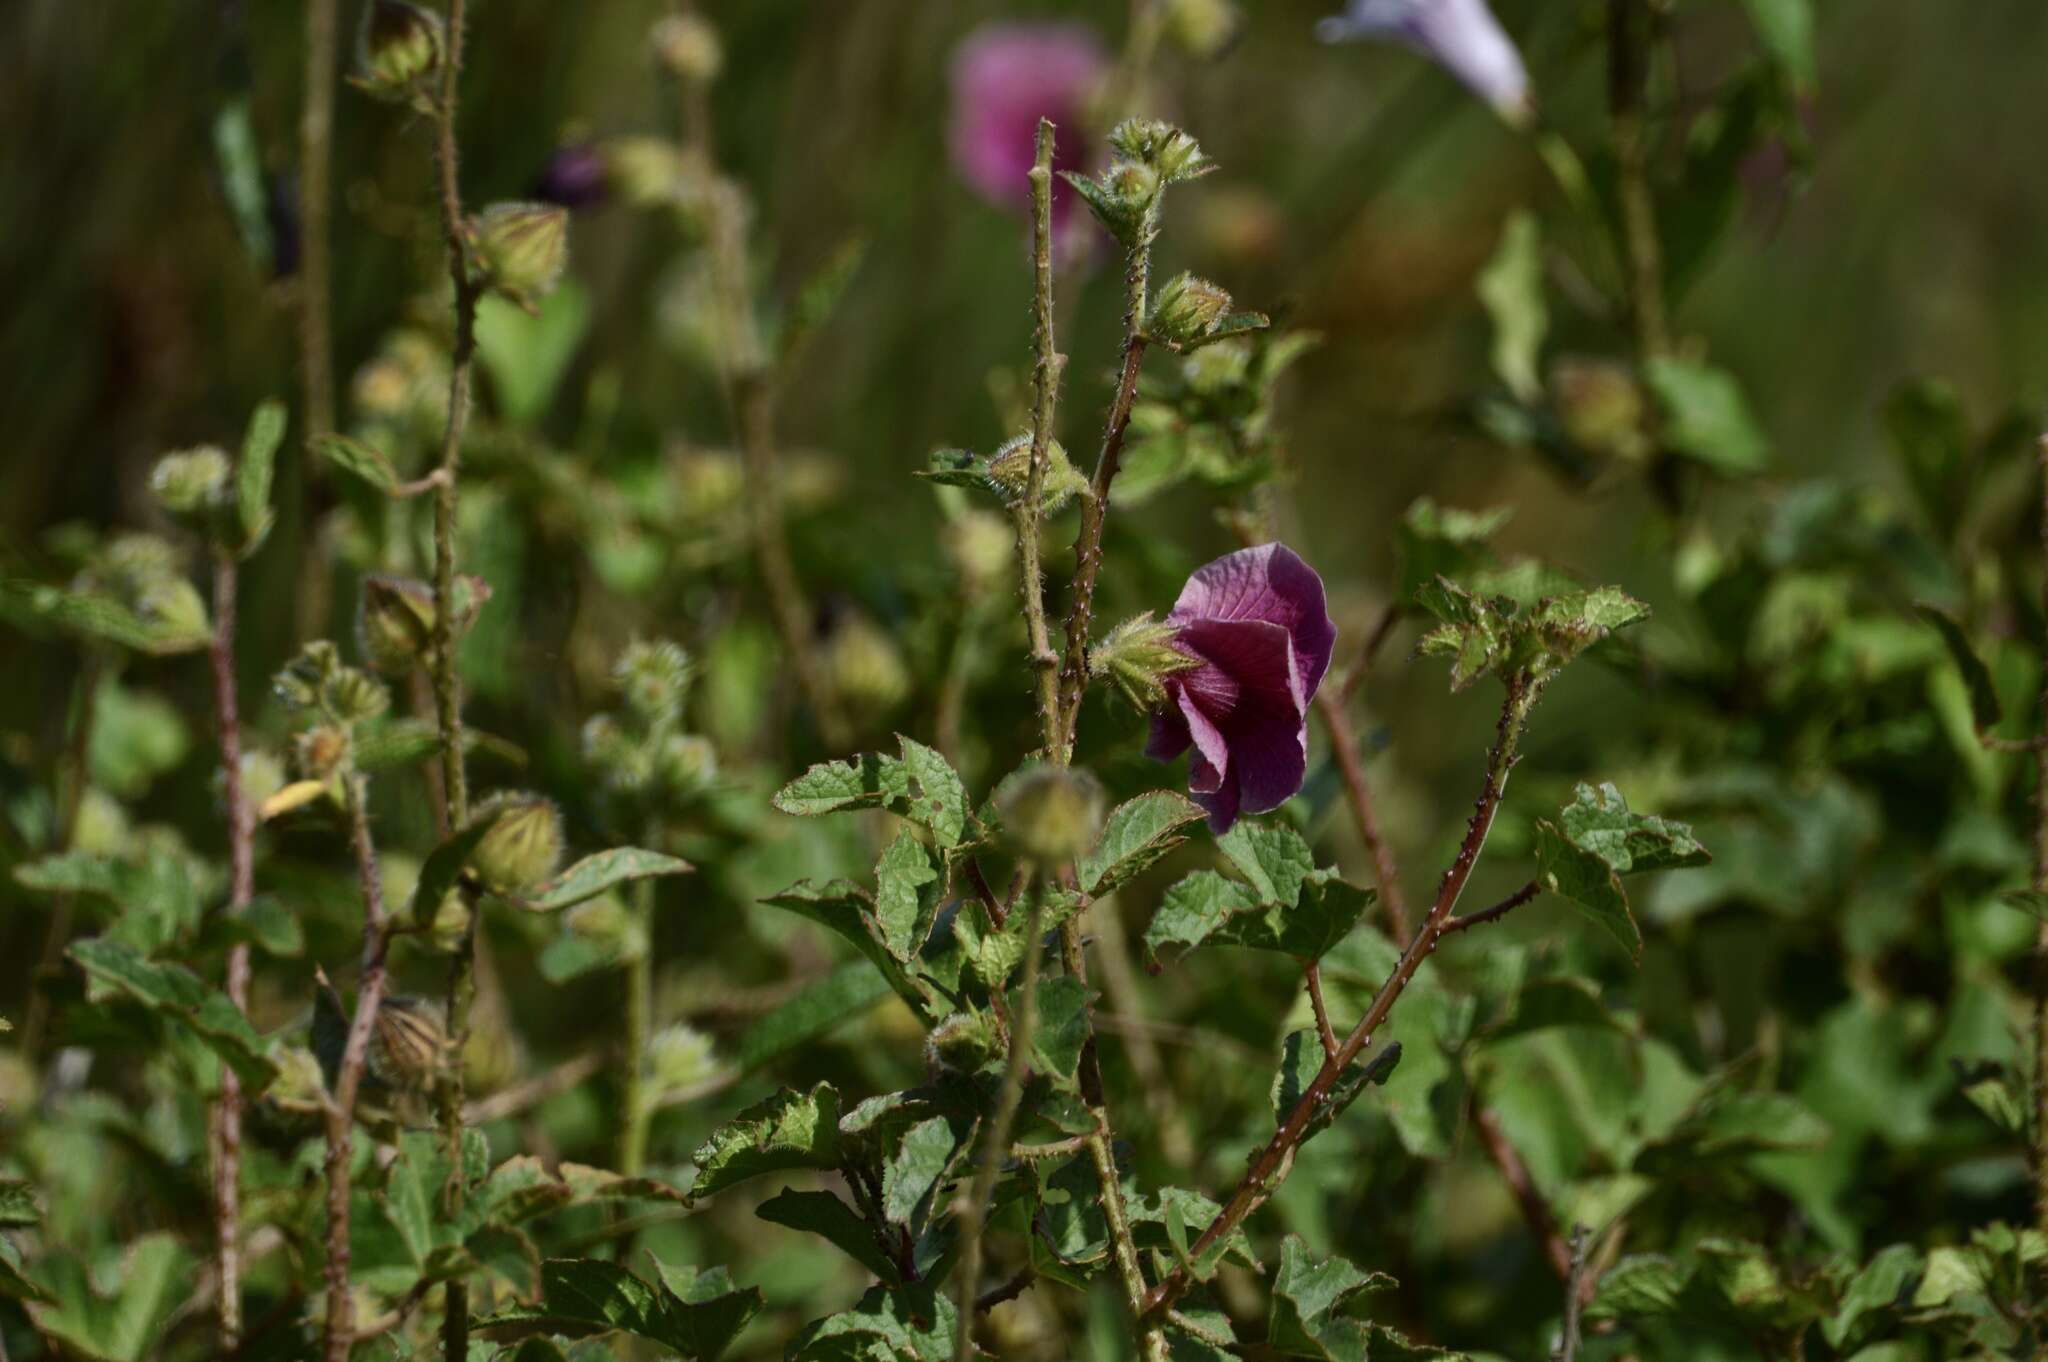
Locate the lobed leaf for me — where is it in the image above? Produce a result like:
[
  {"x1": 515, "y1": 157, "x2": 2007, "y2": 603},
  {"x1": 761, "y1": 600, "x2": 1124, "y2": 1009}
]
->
[
  {"x1": 501, "y1": 846, "x2": 693, "y2": 913},
  {"x1": 687, "y1": 1083, "x2": 843, "y2": 1204},
  {"x1": 68, "y1": 938, "x2": 278, "y2": 1090},
  {"x1": 1078, "y1": 790, "x2": 1203, "y2": 898}
]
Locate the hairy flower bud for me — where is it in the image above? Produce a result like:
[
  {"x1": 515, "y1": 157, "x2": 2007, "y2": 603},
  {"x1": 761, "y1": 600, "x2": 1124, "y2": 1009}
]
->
[
  {"x1": 926, "y1": 1009, "x2": 1001, "y2": 1074},
  {"x1": 656, "y1": 732, "x2": 719, "y2": 794},
  {"x1": 996, "y1": 763, "x2": 1107, "y2": 863},
  {"x1": 149, "y1": 447, "x2": 231, "y2": 525},
  {"x1": 354, "y1": 0, "x2": 444, "y2": 105},
  {"x1": 356, "y1": 573, "x2": 491, "y2": 676},
  {"x1": 1147, "y1": 272, "x2": 1235, "y2": 350},
  {"x1": 824, "y1": 616, "x2": 911, "y2": 720},
  {"x1": 468, "y1": 202, "x2": 570, "y2": 309},
  {"x1": 651, "y1": 13, "x2": 723, "y2": 83},
  {"x1": 984, "y1": 434, "x2": 1087, "y2": 513},
  {"x1": 325, "y1": 668, "x2": 391, "y2": 726},
  {"x1": 1108, "y1": 119, "x2": 1213, "y2": 184},
  {"x1": 615, "y1": 638, "x2": 693, "y2": 729},
  {"x1": 468, "y1": 791, "x2": 565, "y2": 895},
  {"x1": 1090, "y1": 612, "x2": 1201, "y2": 712},
  {"x1": 367, "y1": 993, "x2": 448, "y2": 1091},
  {"x1": 1164, "y1": 0, "x2": 1244, "y2": 59}
]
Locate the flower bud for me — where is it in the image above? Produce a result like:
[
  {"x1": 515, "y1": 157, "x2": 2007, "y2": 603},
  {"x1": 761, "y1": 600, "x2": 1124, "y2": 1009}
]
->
[
  {"x1": 943, "y1": 510, "x2": 1015, "y2": 598},
  {"x1": 657, "y1": 732, "x2": 719, "y2": 794},
  {"x1": 615, "y1": 638, "x2": 693, "y2": 728},
  {"x1": 824, "y1": 615, "x2": 911, "y2": 721},
  {"x1": 648, "y1": 1023, "x2": 720, "y2": 1097},
  {"x1": 149, "y1": 447, "x2": 232, "y2": 525},
  {"x1": 368, "y1": 993, "x2": 448, "y2": 1091},
  {"x1": 294, "y1": 724, "x2": 350, "y2": 781},
  {"x1": 468, "y1": 202, "x2": 570, "y2": 309},
  {"x1": 985, "y1": 435, "x2": 1087, "y2": 513},
  {"x1": 926, "y1": 1009, "x2": 1001, "y2": 1074},
  {"x1": 135, "y1": 577, "x2": 211, "y2": 643},
  {"x1": 1147, "y1": 272, "x2": 1234, "y2": 350},
  {"x1": 468, "y1": 791, "x2": 565, "y2": 895},
  {"x1": 1089, "y1": 612, "x2": 1199, "y2": 712},
  {"x1": 72, "y1": 788, "x2": 132, "y2": 857},
  {"x1": 651, "y1": 13, "x2": 723, "y2": 83},
  {"x1": 1550, "y1": 357, "x2": 1650, "y2": 463},
  {"x1": 325, "y1": 668, "x2": 391, "y2": 726},
  {"x1": 605, "y1": 137, "x2": 691, "y2": 208},
  {"x1": 1107, "y1": 119, "x2": 1213, "y2": 184},
  {"x1": 1164, "y1": 0, "x2": 1244, "y2": 59},
  {"x1": 357, "y1": 575, "x2": 435, "y2": 675},
  {"x1": 995, "y1": 763, "x2": 1107, "y2": 863},
  {"x1": 583, "y1": 714, "x2": 654, "y2": 795},
  {"x1": 355, "y1": 0, "x2": 444, "y2": 105}
]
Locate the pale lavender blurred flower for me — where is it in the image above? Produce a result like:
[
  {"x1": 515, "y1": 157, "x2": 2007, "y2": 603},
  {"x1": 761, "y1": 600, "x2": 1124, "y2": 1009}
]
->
[
  {"x1": 1146, "y1": 544, "x2": 1338, "y2": 832},
  {"x1": 949, "y1": 22, "x2": 1109, "y2": 255},
  {"x1": 1317, "y1": 0, "x2": 1534, "y2": 126}
]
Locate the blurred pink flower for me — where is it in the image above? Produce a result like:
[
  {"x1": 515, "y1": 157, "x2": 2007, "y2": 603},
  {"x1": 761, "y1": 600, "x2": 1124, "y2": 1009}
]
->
[
  {"x1": 949, "y1": 22, "x2": 1109, "y2": 254},
  {"x1": 1317, "y1": 0, "x2": 1534, "y2": 125},
  {"x1": 1146, "y1": 544, "x2": 1338, "y2": 832}
]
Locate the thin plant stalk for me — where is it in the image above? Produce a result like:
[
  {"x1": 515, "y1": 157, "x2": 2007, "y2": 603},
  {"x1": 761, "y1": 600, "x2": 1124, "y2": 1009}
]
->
[
  {"x1": 1607, "y1": 0, "x2": 1667, "y2": 361},
  {"x1": 1015, "y1": 119, "x2": 1065, "y2": 749},
  {"x1": 424, "y1": 2, "x2": 479, "y2": 1353},
  {"x1": 207, "y1": 552, "x2": 257, "y2": 1349},
  {"x1": 323, "y1": 773, "x2": 393, "y2": 1362},
  {"x1": 300, "y1": 0, "x2": 339, "y2": 440},
  {"x1": 16, "y1": 653, "x2": 103, "y2": 1058},
  {"x1": 953, "y1": 877, "x2": 1049, "y2": 1361},
  {"x1": 619, "y1": 875, "x2": 656, "y2": 1178},
  {"x1": 1143, "y1": 678, "x2": 1539, "y2": 1320},
  {"x1": 2033, "y1": 433, "x2": 2048, "y2": 1234}
]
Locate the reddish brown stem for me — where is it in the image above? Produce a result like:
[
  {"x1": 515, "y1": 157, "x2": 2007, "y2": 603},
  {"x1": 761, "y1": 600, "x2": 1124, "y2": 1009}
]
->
[
  {"x1": 1474, "y1": 1105, "x2": 1573, "y2": 1283},
  {"x1": 208, "y1": 552, "x2": 256, "y2": 1350},
  {"x1": 1142, "y1": 679, "x2": 1535, "y2": 1319},
  {"x1": 1304, "y1": 962, "x2": 1339, "y2": 1059},
  {"x1": 1443, "y1": 880, "x2": 1540, "y2": 936}
]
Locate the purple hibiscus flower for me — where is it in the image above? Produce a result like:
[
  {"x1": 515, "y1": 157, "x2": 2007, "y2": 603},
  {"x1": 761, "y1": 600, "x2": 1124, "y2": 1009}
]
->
[
  {"x1": 1316, "y1": 0, "x2": 1534, "y2": 126},
  {"x1": 1146, "y1": 544, "x2": 1338, "y2": 832},
  {"x1": 948, "y1": 22, "x2": 1109, "y2": 257},
  {"x1": 532, "y1": 142, "x2": 610, "y2": 211}
]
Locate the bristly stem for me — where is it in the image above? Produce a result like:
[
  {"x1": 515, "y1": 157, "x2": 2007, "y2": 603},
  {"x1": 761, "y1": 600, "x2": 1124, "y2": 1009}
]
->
[
  {"x1": 1304, "y1": 961, "x2": 1339, "y2": 1060},
  {"x1": 323, "y1": 773, "x2": 393, "y2": 1362},
  {"x1": 1017, "y1": 118, "x2": 1065, "y2": 753},
  {"x1": 208, "y1": 552, "x2": 256, "y2": 1350},
  {"x1": 1054, "y1": 236, "x2": 1152, "y2": 760},
  {"x1": 953, "y1": 877, "x2": 1049, "y2": 1361},
  {"x1": 1443, "y1": 879, "x2": 1540, "y2": 936},
  {"x1": 1608, "y1": 0, "x2": 1668, "y2": 361},
  {"x1": 425, "y1": 2, "x2": 478, "y2": 1354},
  {"x1": 299, "y1": 0, "x2": 339, "y2": 440},
  {"x1": 1143, "y1": 677, "x2": 1538, "y2": 1320}
]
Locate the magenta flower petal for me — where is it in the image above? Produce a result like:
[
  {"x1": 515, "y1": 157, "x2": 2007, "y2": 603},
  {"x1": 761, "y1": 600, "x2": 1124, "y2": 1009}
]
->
[
  {"x1": 1146, "y1": 544, "x2": 1338, "y2": 833},
  {"x1": 948, "y1": 22, "x2": 1109, "y2": 256}
]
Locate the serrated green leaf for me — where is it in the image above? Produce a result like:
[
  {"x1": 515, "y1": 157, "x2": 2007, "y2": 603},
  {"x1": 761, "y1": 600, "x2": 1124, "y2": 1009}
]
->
[
  {"x1": 501, "y1": 847, "x2": 693, "y2": 913},
  {"x1": 772, "y1": 752, "x2": 910, "y2": 817},
  {"x1": 897, "y1": 735, "x2": 968, "y2": 849},
  {"x1": 758, "y1": 1188, "x2": 903, "y2": 1285},
  {"x1": 1147, "y1": 864, "x2": 1376, "y2": 967},
  {"x1": 1557, "y1": 783, "x2": 1710, "y2": 873},
  {"x1": 410, "y1": 816, "x2": 501, "y2": 926},
  {"x1": 1130, "y1": 1187, "x2": 1255, "y2": 1284},
  {"x1": 688, "y1": 1083, "x2": 843, "y2": 1204},
  {"x1": 235, "y1": 399, "x2": 286, "y2": 553},
  {"x1": 0, "y1": 580, "x2": 211, "y2": 656},
  {"x1": 1079, "y1": 791, "x2": 1203, "y2": 897},
  {"x1": 1918, "y1": 605, "x2": 2002, "y2": 731},
  {"x1": 1825, "y1": 1244, "x2": 1921, "y2": 1349},
  {"x1": 480, "y1": 1256, "x2": 762, "y2": 1360},
  {"x1": 310, "y1": 433, "x2": 403, "y2": 494},
  {"x1": 1534, "y1": 820, "x2": 1640, "y2": 960},
  {"x1": 1266, "y1": 1234, "x2": 1395, "y2": 1360},
  {"x1": 874, "y1": 832, "x2": 941, "y2": 962},
  {"x1": 761, "y1": 880, "x2": 933, "y2": 1018},
  {"x1": 25, "y1": 1234, "x2": 189, "y2": 1361},
  {"x1": 1029, "y1": 975, "x2": 1093, "y2": 1091},
  {"x1": 1218, "y1": 818, "x2": 1316, "y2": 908},
  {"x1": 68, "y1": 938, "x2": 278, "y2": 1090},
  {"x1": 786, "y1": 1282, "x2": 958, "y2": 1362},
  {"x1": 881, "y1": 1116, "x2": 958, "y2": 1226}
]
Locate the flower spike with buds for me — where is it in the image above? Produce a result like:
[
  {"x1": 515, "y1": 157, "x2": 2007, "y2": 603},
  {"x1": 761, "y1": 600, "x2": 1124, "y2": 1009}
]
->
[
  {"x1": 1143, "y1": 543, "x2": 1337, "y2": 832},
  {"x1": 351, "y1": 0, "x2": 445, "y2": 110}
]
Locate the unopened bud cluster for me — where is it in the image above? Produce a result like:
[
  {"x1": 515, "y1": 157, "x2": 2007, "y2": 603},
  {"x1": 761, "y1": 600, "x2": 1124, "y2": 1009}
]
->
[
  {"x1": 467, "y1": 791, "x2": 566, "y2": 895},
  {"x1": 352, "y1": 0, "x2": 445, "y2": 110},
  {"x1": 275, "y1": 640, "x2": 391, "y2": 730},
  {"x1": 583, "y1": 637, "x2": 721, "y2": 814},
  {"x1": 1063, "y1": 119, "x2": 1213, "y2": 246}
]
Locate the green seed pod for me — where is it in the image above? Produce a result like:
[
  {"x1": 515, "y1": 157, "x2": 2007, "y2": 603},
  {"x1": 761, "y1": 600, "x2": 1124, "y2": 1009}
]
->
[
  {"x1": 995, "y1": 764, "x2": 1107, "y2": 864},
  {"x1": 356, "y1": 575, "x2": 436, "y2": 676},
  {"x1": 925, "y1": 1009, "x2": 1001, "y2": 1075},
  {"x1": 468, "y1": 791, "x2": 565, "y2": 895},
  {"x1": 469, "y1": 202, "x2": 570, "y2": 308},
  {"x1": 355, "y1": 0, "x2": 444, "y2": 104},
  {"x1": 367, "y1": 994, "x2": 448, "y2": 1091}
]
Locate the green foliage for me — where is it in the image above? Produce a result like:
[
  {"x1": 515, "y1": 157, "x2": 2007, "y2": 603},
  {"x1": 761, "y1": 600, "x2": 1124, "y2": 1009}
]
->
[
  {"x1": 1146, "y1": 817, "x2": 1379, "y2": 965},
  {"x1": 1534, "y1": 783, "x2": 1711, "y2": 959}
]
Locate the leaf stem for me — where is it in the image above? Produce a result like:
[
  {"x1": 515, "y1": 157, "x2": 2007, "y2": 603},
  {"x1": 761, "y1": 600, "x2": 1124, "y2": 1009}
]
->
[
  {"x1": 1442, "y1": 879, "x2": 1540, "y2": 936},
  {"x1": 1017, "y1": 119, "x2": 1066, "y2": 753},
  {"x1": 1143, "y1": 678, "x2": 1536, "y2": 1319},
  {"x1": 208, "y1": 551, "x2": 256, "y2": 1350},
  {"x1": 425, "y1": 3, "x2": 478, "y2": 1353},
  {"x1": 954, "y1": 878, "x2": 1049, "y2": 1362},
  {"x1": 324, "y1": 774, "x2": 393, "y2": 1362}
]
